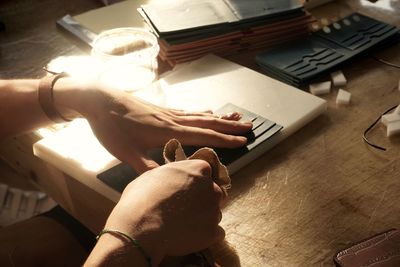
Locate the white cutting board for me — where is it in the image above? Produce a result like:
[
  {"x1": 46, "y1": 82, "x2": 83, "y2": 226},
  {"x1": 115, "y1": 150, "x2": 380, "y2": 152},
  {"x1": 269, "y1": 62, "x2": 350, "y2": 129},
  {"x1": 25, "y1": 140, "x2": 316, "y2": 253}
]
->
[{"x1": 33, "y1": 55, "x2": 326, "y2": 202}]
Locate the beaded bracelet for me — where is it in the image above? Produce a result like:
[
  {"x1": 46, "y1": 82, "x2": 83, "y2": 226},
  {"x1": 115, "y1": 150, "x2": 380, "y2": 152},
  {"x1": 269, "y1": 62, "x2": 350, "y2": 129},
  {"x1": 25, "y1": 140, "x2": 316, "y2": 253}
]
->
[{"x1": 96, "y1": 228, "x2": 152, "y2": 267}]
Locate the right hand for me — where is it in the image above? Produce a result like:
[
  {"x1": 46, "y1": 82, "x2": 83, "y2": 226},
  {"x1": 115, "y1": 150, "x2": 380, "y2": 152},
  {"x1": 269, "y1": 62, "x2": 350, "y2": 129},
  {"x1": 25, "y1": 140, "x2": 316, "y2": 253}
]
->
[
  {"x1": 53, "y1": 78, "x2": 252, "y2": 173},
  {"x1": 104, "y1": 160, "x2": 226, "y2": 265}
]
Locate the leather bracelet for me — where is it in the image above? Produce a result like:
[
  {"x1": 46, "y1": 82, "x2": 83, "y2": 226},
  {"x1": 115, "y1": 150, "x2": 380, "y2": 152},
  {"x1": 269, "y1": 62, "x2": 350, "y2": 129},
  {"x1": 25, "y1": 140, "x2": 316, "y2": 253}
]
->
[
  {"x1": 38, "y1": 72, "x2": 71, "y2": 123},
  {"x1": 97, "y1": 228, "x2": 152, "y2": 267}
]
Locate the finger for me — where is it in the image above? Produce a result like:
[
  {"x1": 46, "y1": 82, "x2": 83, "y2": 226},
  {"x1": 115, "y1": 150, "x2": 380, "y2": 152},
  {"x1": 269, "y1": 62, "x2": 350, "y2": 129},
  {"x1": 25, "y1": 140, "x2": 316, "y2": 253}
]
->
[
  {"x1": 219, "y1": 111, "x2": 242, "y2": 121},
  {"x1": 214, "y1": 226, "x2": 226, "y2": 243},
  {"x1": 208, "y1": 206, "x2": 223, "y2": 225},
  {"x1": 166, "y1": 108, "x2": 185, "y2": 114},
  {"x1": 220, "y1": 195, "x2": 228, "y2": 208},
  {"x1": 193, "y1": 159, "x2": 212, "y2": 178},
  {"x1": 176, "y1": 110, "x2": 244, "y2": 121},
  {"x1": 171, "y1": 109, "x2": 214, "y2": 117},
  {"x1": 177, "y1": 116, "x2": 252, "y2": 135},
  {"x1": 124, "y1": 151, "x2": 160, "y2": 174},
  {"x1": 172, "y1": 110, "x2": 243, "y2": 121},
  {"x1": 213, "y1": 182, "x2": 228, "y2": 208},
  {"x1": 176, "y1": 126, "x2": 248, "y2": 148},
  {"x1": 217, "y1": 210, "x2": 223, "y2": 223}
]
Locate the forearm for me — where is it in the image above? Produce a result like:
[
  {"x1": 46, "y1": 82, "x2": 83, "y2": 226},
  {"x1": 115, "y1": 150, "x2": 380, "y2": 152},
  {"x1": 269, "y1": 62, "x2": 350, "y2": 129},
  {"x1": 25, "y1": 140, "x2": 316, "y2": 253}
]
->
[
  {"x1": 0, "y1": 79, "x2": 51, "y2": 139},
  {"x1": 0, "y1": 77, "x2": 96, "y2": 140}
]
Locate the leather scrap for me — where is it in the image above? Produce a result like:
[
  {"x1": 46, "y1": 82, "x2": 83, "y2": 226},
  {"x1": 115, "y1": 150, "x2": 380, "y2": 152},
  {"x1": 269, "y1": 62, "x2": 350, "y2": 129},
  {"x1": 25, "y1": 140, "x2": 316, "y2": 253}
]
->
[
  {"x1": 163, "y1": 139, "x2": 231, "y2": 196},
  {"x1": 334, "y1": 229, "x2": 400, "y2": 267}
]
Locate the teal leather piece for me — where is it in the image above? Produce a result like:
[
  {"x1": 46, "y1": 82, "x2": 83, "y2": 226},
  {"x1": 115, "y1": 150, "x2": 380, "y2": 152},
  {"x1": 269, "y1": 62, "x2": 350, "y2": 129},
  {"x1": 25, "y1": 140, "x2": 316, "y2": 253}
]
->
[{"x1": 256, "y1": 13, "x2": 399, "y2": 87}]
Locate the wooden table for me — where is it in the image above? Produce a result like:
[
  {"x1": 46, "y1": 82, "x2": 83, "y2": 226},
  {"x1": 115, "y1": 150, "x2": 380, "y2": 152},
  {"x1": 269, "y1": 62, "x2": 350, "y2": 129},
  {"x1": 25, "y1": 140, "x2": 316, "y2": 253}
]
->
[{"x1": 1, "y1": 1, "x2": 400, "y2": 266}]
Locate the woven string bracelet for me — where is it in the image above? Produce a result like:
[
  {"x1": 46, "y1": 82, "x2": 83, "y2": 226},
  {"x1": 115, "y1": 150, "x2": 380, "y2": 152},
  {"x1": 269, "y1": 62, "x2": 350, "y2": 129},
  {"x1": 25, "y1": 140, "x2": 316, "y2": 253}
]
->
[{"x1": 96, "y1": 229, "x2": 152, "y2": 267}]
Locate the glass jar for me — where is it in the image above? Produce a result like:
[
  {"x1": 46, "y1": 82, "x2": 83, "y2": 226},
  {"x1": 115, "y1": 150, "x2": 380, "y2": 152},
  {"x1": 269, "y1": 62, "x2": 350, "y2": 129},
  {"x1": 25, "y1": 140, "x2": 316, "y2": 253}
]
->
[{"x1": 92, "y1": 27, "x2": 160, "y2": 92}]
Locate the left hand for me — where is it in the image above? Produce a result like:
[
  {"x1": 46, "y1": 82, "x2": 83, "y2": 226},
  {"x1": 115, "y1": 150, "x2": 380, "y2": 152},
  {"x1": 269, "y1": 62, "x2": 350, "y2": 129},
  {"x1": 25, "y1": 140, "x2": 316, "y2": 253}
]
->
[
  {"x1": 55, "y1": 79, "x2": 252, "y2": 173},
  {"x1": 85, "y1": 160, "x2": 226, "y2": 266}
]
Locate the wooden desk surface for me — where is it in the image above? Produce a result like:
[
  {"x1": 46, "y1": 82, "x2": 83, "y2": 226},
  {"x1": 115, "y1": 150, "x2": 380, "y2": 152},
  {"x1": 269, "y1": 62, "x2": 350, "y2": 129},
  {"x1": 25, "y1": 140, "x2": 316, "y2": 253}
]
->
[{"x1": 1, "y1": 1, "x2": 400, "y2": 266}]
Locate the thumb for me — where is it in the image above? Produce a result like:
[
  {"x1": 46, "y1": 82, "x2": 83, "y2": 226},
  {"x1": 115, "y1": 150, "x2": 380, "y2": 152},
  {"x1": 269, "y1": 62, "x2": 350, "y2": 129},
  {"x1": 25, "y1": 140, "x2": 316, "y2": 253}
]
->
[{"x1": 125, "y1": 151, "x2": 160, "y2": 174}]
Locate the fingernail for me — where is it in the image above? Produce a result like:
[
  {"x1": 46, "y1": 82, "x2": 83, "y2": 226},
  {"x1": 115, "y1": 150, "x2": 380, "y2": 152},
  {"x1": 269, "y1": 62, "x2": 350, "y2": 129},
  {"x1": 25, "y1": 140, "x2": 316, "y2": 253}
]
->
[
  {"x1": 237, "y1": 136, "x2": 248, "y2": 143},
  {"x1": 220, "y1": 112, "x2": 241, "y2": 120}
]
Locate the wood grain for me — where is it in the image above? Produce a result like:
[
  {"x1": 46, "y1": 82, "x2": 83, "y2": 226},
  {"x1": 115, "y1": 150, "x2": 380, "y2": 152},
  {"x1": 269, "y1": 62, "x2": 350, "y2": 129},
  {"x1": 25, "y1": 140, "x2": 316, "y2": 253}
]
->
[{"x1": 1, "y1": 0, "x2": 400, "y2": 266}]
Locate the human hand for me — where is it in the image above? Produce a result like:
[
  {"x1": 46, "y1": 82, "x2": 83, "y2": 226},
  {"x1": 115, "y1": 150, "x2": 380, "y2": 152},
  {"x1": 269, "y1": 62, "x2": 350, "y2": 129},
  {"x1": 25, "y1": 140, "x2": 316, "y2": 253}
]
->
[
  {"x1": 54, "y1": 79, "x2": 252, "y2": 173},
  {"x1": 98, "y1": 160, "x2": 225, "y2": 265}
]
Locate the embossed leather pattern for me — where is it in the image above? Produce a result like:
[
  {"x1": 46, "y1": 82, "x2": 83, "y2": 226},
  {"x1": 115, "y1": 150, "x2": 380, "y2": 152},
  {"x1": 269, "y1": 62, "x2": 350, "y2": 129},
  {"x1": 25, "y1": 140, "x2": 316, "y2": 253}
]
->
[{"x1": 256, "y1": 13, "x2": 399, "y2": 87}]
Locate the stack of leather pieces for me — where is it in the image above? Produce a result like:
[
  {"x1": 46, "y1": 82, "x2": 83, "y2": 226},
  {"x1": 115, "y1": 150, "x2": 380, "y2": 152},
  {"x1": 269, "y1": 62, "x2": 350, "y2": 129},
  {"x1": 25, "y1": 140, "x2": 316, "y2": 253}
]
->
[{"x1": 138, "y1": 0, "x2": 314, "y2": 66}]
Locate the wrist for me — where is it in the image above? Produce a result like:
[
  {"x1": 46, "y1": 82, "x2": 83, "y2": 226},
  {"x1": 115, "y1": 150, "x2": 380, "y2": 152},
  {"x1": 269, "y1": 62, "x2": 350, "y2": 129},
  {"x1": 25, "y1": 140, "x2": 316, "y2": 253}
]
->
[
  {"x1": 104, "y1": 204, "x2": 167, "y2": 266},
  {"x1": 102, "y1": 222, "x2": 165, "y2": 266},
  {"x1": 86, "y1": 232, "x2": 150, "y2": 267},
  {"x1": 52, "y1": 77, "x2": 100, "y2": 120}
]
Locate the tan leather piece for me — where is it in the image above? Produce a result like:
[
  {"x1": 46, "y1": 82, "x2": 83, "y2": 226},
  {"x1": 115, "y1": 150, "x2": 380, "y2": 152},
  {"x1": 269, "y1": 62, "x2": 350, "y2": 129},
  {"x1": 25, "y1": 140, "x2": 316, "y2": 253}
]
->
[{"x1": 163, "y1": 139, "x2": 231, "y2": 196}]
